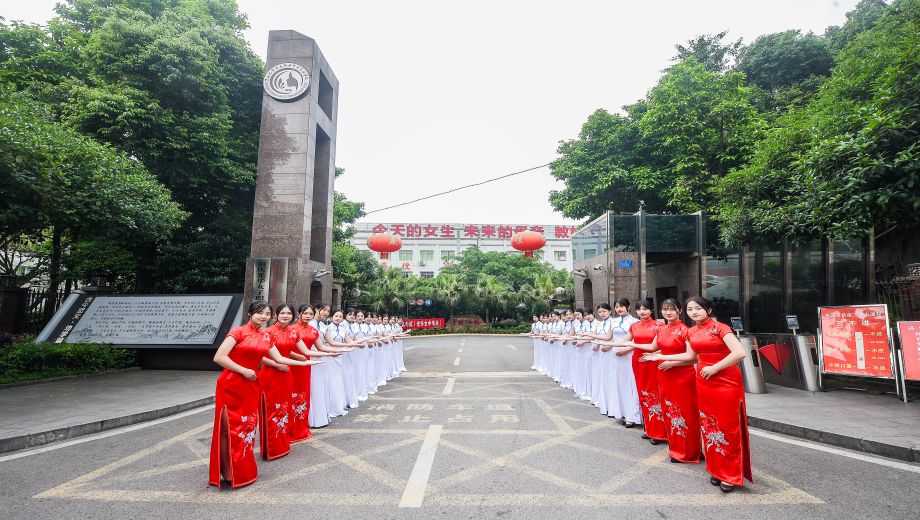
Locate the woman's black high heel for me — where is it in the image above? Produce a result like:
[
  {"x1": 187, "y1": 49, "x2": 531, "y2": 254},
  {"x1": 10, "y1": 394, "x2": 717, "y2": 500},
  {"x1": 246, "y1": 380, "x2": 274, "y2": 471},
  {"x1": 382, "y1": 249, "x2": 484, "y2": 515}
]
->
[
  {"x1": 709, "y1": 476, "x2": 721, "y2": 486},
  {"x1": 719, "y1": 483, "x2": 736, "y2": 493}
]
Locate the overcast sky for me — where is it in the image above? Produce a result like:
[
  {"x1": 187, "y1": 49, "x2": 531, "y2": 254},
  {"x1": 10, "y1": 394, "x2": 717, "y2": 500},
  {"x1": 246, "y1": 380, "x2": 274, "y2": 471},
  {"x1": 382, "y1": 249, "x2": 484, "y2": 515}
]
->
[{"x1": 6, "y1": 1, "x2": 860, "y2": 226}]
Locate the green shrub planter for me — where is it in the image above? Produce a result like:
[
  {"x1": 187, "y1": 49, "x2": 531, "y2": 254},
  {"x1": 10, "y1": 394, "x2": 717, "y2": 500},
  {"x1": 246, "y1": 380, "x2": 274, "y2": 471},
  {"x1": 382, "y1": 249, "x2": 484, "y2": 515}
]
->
[{"x1": 0, "y1": 338, "x2": 137, "y2": 385}]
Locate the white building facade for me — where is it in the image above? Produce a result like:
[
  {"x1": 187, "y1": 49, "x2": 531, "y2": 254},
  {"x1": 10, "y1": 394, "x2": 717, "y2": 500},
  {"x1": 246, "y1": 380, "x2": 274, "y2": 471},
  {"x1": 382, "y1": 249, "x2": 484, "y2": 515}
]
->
[{"x1": 351, "y1": 222, "x2": 575, "y2": 278}]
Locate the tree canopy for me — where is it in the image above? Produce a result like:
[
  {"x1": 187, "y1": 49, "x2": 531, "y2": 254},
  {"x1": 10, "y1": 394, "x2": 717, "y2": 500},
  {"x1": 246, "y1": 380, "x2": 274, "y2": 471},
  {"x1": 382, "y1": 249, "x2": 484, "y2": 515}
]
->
[{"x1": 550, "y1": 0, "x2": 919, "y2": 249}]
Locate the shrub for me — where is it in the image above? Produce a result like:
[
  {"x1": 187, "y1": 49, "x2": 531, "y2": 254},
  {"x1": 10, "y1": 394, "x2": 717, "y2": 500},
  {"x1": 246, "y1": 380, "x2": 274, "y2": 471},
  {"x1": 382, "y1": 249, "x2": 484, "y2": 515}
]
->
[{"x1": 0, "y1": 338, "x2": 137, "y2": 384}]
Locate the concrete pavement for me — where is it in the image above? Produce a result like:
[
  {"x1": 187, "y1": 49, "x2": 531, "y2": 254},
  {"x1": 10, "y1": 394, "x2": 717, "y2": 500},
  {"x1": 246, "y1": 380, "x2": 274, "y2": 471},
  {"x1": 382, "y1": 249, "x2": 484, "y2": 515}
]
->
[{"x1": 1, "y1": 334, "x2": 918, "y2": 465}]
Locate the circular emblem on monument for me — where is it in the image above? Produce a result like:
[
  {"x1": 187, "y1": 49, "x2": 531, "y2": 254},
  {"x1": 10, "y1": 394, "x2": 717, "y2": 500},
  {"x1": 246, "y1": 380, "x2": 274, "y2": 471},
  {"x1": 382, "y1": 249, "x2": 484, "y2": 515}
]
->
[{"x1": 263, "y1": 63, "x2": 310, "y2": 101}]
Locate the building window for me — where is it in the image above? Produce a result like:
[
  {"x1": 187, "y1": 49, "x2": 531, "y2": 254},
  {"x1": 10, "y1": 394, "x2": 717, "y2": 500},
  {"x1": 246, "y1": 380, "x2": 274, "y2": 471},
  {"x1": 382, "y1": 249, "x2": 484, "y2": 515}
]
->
[
  {"x1": 420, "y1": 250, "x2": 435, "y2": 262},
  {"x1": 420, "y1": 271, "x2": 434, "y2": 279},
  {"x1": 554, "y1": 251, "x2": 567, "y2": 262},
  {"x1": 441, "y1": 251, "x2": 456, "y2": 262},
  {"x1": 399, "y1": 250, "x2": 413, "y2": 261}
]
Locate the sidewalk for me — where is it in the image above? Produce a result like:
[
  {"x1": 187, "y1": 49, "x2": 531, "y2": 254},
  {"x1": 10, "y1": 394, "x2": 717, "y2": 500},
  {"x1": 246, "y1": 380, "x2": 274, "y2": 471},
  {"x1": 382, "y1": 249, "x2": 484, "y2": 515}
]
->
[
  {"x1": 1, "y1": 371, "x2": 917, "y2": 462},
  {"x1": 0, "y1": 370, "x2": 216, "y2": 453},
  {"x1": 746, "y1": 383, "x2": 919, "y2": 463}
]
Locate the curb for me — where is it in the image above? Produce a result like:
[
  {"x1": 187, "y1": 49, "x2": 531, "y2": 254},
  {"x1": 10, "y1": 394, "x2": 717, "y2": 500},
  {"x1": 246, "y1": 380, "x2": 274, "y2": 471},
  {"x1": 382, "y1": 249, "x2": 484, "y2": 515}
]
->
[
  {"x1": 0, "y1": 367, "x2": 142, "y2": 389},
  {"x1": 747, "y1": 415, "x2": 920, "y2": 463},
  {"x1": 0, "y1": 395, "x2": 215, "y2": 454}
]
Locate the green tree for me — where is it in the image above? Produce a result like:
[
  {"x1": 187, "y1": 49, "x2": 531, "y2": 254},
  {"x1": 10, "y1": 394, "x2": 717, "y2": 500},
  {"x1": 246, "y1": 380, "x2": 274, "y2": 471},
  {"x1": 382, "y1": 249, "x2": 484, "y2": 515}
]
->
[
  {"x1": 672, "y1": 31, "x2": 742, "y2": 73},
  {"x1": 475, "y1": 274, "x2": 512, "y2": 326},
  {"x1": 330, "y1": 167, "x2": 376, "y2": 308},
  {"x1": 366, "y1": 267, "x2": 414, "y2": 315},
  {"x1": 717, "y1": 0, "x2": 920, "y2": 244},
  {"x1": 431, "y1": 273, "x2": 464, "y2": 319},
  {"x1": 0, "y1": 86, "x2": 186, "y2": 313},
  {"x1": 637, "y1": 58, "x2": 762, "y2": 213},
  {"x1": 0, "y1": 0, "x2": 264, "y2": 293}
]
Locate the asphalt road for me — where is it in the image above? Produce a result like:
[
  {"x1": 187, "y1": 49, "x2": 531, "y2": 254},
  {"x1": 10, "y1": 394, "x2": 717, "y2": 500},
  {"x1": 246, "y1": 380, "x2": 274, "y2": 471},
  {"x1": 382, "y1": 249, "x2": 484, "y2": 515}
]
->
[{"x1": 1, "y1": 334, "x2": 918, "y2": 519}]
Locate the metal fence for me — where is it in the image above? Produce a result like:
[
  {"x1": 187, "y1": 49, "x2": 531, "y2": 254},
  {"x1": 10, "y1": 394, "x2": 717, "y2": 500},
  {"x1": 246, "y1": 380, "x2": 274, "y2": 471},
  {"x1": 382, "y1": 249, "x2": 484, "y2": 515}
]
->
[{"x1": 23, "y1": 286, "x2": 71, "y2": 334}]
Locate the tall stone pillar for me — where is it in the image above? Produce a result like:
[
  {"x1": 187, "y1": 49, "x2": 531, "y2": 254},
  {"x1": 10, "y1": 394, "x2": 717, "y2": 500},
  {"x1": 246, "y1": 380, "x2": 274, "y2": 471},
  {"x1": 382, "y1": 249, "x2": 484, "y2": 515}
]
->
[{"x1": 243, "y1": 31, "x2": 339, "y2": 309}]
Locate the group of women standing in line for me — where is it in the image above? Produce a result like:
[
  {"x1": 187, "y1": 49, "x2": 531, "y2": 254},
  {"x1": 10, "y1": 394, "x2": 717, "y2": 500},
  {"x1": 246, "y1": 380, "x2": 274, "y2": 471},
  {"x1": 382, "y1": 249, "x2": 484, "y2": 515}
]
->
[
  {"x1": 209, "y1": 302, "x2": 409, "y2": 489},
  {"x1": 527, "y1": 296, "x2": 752, "y2": 493}
]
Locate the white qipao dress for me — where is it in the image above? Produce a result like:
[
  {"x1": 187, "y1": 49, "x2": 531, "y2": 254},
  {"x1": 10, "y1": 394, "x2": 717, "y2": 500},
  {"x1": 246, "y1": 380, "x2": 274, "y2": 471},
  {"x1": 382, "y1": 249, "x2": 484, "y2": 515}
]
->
[
  {"x1": 530, "y1": 322, "x2": 540, "y2": 371},
  {"x1": 551, "y1": 320, "x2": 564, "y2": 382},
  {"x1": 394, "y1": 324, "x2": 407, "y2": 373},
  {"x1": 375, "y1": 324, "x2": 391, "y2": 385},
  {"x1": 578, "y1": 319, "x2": 596, "y2": 400},
  {"x1": 357, "y1": 322, "x2": 378, "y2": 396},
  {"x1": 321, "y1": 321, "x2": 350, "y2": 417},
  {"x1": 307, "y1": 319, "x2": 333, "y2": 427},
  {"x1": 592, "y1": 317, "x2": 612, "y2": 411},
  {"x1": 610, "y1": 314, "x2": 642, "y2": 423},
  {"x1": 349, "y1": 321, "x2": 370, "y2": 401},
  {"x1": 331, "y1": 321, "x2": 360, "y2": 409}
]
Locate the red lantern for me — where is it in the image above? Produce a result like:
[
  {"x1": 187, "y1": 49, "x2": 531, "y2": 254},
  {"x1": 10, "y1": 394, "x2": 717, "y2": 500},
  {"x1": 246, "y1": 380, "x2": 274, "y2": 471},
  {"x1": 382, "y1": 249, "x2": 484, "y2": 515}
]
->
[
  {"x1": 367, "y1": 233, "x2": 402, "y2": 260},
  {"x1": 511, "y1": 230, "x2": 546, "y2": 258}
]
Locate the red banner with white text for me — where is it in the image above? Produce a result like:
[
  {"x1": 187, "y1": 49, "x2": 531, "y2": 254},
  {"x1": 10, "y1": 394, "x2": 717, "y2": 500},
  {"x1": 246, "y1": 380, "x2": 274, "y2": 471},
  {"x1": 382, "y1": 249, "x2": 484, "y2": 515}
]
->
[
  {"x1": 897, "y1": 321, "x2": 920, "y2": 382},
  {"x1": 403, "y1": 318, "x2": 445, "y2": 330}
]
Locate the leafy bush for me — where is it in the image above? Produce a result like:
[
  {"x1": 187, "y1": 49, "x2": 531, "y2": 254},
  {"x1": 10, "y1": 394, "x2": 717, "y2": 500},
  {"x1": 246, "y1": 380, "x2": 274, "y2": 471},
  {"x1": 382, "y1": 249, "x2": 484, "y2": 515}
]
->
[
  {"x1": 409, "y1": 324, "x2": 531, "y2": 336},
  {"x1": 0, "y1": 338, "x2": 136, "y2": 384}
]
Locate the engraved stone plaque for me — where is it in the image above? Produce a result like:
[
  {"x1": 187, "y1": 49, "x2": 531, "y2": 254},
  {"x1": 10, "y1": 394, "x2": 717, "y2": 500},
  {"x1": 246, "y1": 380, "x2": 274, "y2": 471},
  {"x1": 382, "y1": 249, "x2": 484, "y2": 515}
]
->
[{"x1": 64, "y1": 295, "x2": 235, "y2": 345}]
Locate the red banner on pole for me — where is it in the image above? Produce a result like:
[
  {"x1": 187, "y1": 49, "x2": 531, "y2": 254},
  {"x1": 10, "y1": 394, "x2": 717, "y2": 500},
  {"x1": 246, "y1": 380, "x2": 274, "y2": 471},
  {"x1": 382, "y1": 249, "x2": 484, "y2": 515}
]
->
[
  {"x1": 403, "y1": 318, "x2": 445, "y2": 330},
  {"x1": 818, "y1": 305, "x2": 893, "y2": 378},
  {"x1": 897, "y1": 321, "x2": 920, "y2": 382}
]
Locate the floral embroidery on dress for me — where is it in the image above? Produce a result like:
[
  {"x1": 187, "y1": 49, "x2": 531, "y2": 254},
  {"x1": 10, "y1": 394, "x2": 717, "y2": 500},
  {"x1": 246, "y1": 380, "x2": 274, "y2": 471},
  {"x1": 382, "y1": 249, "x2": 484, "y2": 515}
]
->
[
  {"x1": 666, "y1": 400, "x2": 687, "y2": 437},
  {"x1": 237, "y1": 414, "x2": 258, "y2": 455},
  {"x1": 270, "y1": 402, "x2": 289, "y2": 437},
  {"x1": 290, "y1": 392, "x2": 308, "y2": 420},
  {"x1": 641, "y1": 390, "x2": 664, "y2": 422},
  {"x1": 700, "y1": 411, "x2": 729, "y2": 455}
]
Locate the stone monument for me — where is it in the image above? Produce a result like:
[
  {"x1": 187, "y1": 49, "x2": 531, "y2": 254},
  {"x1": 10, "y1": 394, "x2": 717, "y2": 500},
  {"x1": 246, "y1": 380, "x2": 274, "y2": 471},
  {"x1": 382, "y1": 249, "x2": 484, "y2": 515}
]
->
[{"x1": 243, "y1": 30, "x2": 339, "y2": 308}]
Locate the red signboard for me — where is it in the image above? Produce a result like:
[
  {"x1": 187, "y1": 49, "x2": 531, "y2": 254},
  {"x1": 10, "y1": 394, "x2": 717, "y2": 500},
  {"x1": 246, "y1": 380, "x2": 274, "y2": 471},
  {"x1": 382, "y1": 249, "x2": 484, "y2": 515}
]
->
[
  {"x1": 897, "y1": 321, "x2": 920, "y2": 382},
  {"x1": 403, "y1": 318, "x2": 445, "y2": 330},
  {"x1": 818, "y1": 305, "x2": 892, "y2": 378}
]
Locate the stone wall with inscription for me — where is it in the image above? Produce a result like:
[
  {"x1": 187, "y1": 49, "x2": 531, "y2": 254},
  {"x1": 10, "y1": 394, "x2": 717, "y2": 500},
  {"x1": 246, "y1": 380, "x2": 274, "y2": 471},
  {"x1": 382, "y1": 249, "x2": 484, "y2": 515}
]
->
[{"x1": 39, "y1": 294, "x2": 241, "y2": 349}]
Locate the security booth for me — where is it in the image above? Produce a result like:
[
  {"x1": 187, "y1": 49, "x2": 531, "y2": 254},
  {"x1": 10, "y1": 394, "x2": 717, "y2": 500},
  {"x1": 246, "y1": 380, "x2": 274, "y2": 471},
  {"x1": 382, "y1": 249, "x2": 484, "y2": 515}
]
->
[{"x1": 572, "y1": 211, "x2": 879, "y2": 394}]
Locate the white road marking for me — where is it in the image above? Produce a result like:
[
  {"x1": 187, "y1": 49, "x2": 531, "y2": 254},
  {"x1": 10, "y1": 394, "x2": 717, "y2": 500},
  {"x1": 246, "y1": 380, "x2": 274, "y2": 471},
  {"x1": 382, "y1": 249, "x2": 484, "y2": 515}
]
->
[
  {"x1": 405, "y1": 346, "x2": 415, "y2": 351},
  {"x1": 0, "y1": 405, "x2": 214, "y2": 463},
  {"x1": 452, "y1": 357, "x2": 461, "y2": 366},
  {"x1": 442, "y1": 377, "x2": 456, "y2": 395},
  {"x1": 507, "y1": 345, "x2": 517, "y2": 350},
  {"x1": 398, "y1": 424, "x2": 443, "y2": 507},
  {"x1": 457, "y1": 347, "x2": 463, "y2": 353},
  {"x1": 749, "y1": 428, "x2": 920, "y2": 474}
]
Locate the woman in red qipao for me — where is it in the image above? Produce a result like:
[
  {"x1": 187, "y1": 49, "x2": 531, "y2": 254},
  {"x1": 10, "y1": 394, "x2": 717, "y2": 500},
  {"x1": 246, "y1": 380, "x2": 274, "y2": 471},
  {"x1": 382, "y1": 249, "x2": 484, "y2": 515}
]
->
[
  {"x1": 640, "y1": 298, "x2": 701, "y2": 464},
  {"x1": 642, "y1": 296, "x2": 752, "y2": 493},
  {"x1": 259, "y1": 304, "x2": 333, "y2": 459},
  {"x1": 209, "y1": 302, "x2": 321, "y2": 489},
  {"x1": 615, "y1": 300, "x2": 668, "y2": 444}
]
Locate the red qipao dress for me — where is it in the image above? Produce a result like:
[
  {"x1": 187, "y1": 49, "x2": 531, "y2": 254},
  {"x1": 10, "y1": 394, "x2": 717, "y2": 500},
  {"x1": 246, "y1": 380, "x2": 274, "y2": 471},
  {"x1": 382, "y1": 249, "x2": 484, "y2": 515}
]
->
[
  {"x1": 630, "y1": 319, "x2": 668, "y2": 441},
  {"x1": 209, "y1": 323, "x2": 271, "y2": 488},
  {"x1": 689, "y1": 319, "x2": 753, "y2": 487},
  {"x1": 288, "y1": 321, "x2": 319, "y2": 443},
  {"x1": 656, "y1": 321, "x2": 701, "y2": 463},
  {"x1": 258, "y1": 323, "x2": 297, "y2": 460}
]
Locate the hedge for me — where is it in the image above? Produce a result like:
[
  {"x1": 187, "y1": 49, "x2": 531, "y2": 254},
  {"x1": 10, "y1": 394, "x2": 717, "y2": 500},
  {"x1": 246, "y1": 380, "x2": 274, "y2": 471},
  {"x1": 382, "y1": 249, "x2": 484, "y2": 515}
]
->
[
  {"x1": 0, "y1": 338, "x2": 137, "y2": 384},
  {"x1": 408, "y1": 324, "x2": 531, "y2": 336}
]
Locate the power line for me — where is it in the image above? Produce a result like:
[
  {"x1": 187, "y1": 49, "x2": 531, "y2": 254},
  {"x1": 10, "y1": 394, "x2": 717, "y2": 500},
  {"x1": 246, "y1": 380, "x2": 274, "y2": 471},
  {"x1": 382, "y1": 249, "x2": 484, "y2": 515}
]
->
[{"x1": 364, "y1": 162, "x2": 553, "y2": 215}]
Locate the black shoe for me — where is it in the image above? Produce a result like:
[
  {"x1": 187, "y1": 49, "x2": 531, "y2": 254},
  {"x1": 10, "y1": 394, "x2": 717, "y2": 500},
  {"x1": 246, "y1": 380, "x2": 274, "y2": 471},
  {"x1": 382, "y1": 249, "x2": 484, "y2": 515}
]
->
[
  {"x1": 624, "y1": 422, "x2": 636, "y2": 428},
  {"x1": 720, "y1": 483, "x2": 736, "y2": 493},
  {"x1": 640, "y1": 433, "x2": 650, "y2": 439},
  {"x1": 670, "y1": 457, "x2": 682, "y2": 463},
  {"x1": 710, "y1": 476, "x2": 721, "y2": 486},
  {"x1": 649, "y1": 439, "x2": 662, "y2": 445}
]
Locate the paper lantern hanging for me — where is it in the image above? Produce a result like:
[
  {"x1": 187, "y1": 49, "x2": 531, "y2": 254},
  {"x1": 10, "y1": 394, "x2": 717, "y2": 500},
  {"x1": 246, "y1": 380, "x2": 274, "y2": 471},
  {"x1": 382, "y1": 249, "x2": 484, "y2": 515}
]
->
[
  {"x1": 511, "y1": 230, "x2": 546, "y2": 258},
  {"x1": 366, "y1": 233, "x2": 402, "y2": 260}
]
